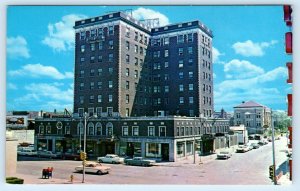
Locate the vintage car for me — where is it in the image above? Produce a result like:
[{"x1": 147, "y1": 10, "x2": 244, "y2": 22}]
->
[
  {"x1": 75, "y1": 161, "x2": 110, "y2": 175},
  {"x1": 97, "y1": 154, "x2": 124, "y2": 164},
  {"x1": 18, "y1": 150, "x2": 38, "y2": 156},
  {"x1": 62, "y1": 152, "x2": 80, "y2": 160},
  {"x1": 217, "y1": 151, "x2": 232, "y2": 159},
  {"x1": 37, "y1": 151, "x2": 61, "y2": 159},
  {"x1": 236, "y1": 145, "x2": 249, "y2": 153},
  {"x1": 250, "y1": 143, "x2": 260, "y2": 149},
  {"x1": 124, "y1": 157, "x2": 156, "y2": 167}
]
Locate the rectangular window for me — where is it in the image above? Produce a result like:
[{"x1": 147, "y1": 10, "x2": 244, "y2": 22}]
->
[
  {"x1": 90, "y1": 29, "x2": 96, "y2": 37},
  {"x1": 188, "y1": 33, "x2": 193, "y2": 42},
  {"x1": 80, "y1": 45, "x2": 85, "y2": 52},
  {"x1": 178, "y1": 48, "x2": 183, "y2": 55},
  {"x1": 108, "y1": 54, "x2": 113, "y2": 62},
  {"x1": 164, "y1": 74, "x2": 169, "y2": 81},
  {"x1": 109, "y1": 40, "x2": 114, "y2": 49},
  {"x1": 126, "y1": 41, "x2": 130, "y2": 50},
  {"x1": 179, "y1": 60, "x2": 184, "y2": 68},
  {"x1": 134, "y1": 70, "x2": 138, "y2": 78},
  {"x1": 189, "y1": 97, "x2": 194, "y2": 104},
  {"x1": 164, "y1": 61, "x2": 169, "y2": 68},
  {"x1": 125, "y1": 108, "x2": 129, "y2": 117},
  {"x1": 99, "y1": 42, "x2": 103, "y2": 50},
  {"x1": 188, "y1": 46, "x2": 193, "y2": 54},
  {"x1": 90, "y1": 69, "x2": 95, "y2": 76},
  {"x1": 98, "y1": 28, "x2": 103, "y2": 36},
  {"x1": 109, "y1": 81, "x2": 113, "y2": 88},
  {"x1": 98, "y1": 95, "x2": 102, "y2": 103},
  {"x1": 148, "y1": 126, "x2": 155, "y2": 136},
  {"x1": 80, "y1": 32, "x2": 85, "y2": 40},
  {"x1": 88, "y1": 107, "x2": 94, "y2": 117},
  {"x1": 108, "y1": 95, "x2": 113, "y2": 102},
  {"x1": 126, "y1": 94, "x2": 129, "y2": 104},
  {"x1": 165, "y1": 86, "x2": 169, "y2": 93},
  {"x1": 126, "y1": 81, "x2": 130, "y2": 89},
  {"x1": 188, "y1": 59, "x2": 193, "y2": 65},
  {"x1": 179, "y1": 97, "x2": 184, "y2": 104},
  {"x1": 97, "y1": 82, "x2": 102, "y2": 89},
  {"x1": 79, "y1": 70, "x2": 84, "y2": 78},
  {"x1": 179, "y1": 84, "x2": 184, "y2": 92},
  {"x1": 159, "y1": 126, "x2": 166, "y2": 137},
  {"x1": 179, "y1": 72, "x2": 183, "y2": 79},
  {"x1": 98, "y1": 69, "x2": 102, "y2": 76},
  {"x1": 126, "y1": 68, "x2": 130, "y2": 76},
  {"x1": 78, "y1": 108, "x2": 84, "y2": 117},
  {"x1": 90, "y1": 43, "x2": 95, "y2": 51},
  {"x1": 79, "y1": 96, "x2": 84, "y2": 104},
  {"x1": 80, "y1": 57, "x2": 85, "y2": 63},
  {"x1": 80, "y1": 83, "x2": 84, "y2": 90},
  {"x1": 126, "y1": 54, "x2": 130, "y2": 63},
  {"x1": 108, "y1": 67, "x2": 113, "y2": 74},
  {"x1": 90, "y1": 82, "x2": 94, "y2": 90},
  {"x1": 164, "y1": 37, "x2": 169, "y2": 45},
  {"x1": 90, "y1": 56, "x2": 95, "y2": 63},
  {"x1": 109, "y1": 26, "x2": 114, "y2": 35},
  {"x1": 140, "y1": 47, "x2": 143, "y2": 55},
  {"x1": 89, "y1": 95, "x2": 94, "y2": 103},
  {"x1": 133, "y1": 126, "x2": 139, "y2": 136},
  {"x1": 177, "y1": 35, "x2": 184, "y2": 43},
  {"x1": 189, "y1": 72, "x2": 193, "y2": 79},
  {"x1": 189, "y1": 84, "x2": 194, "y2": 91},
  {"x1": 164, "y1": 49, "x2": 169, "y2": 57},
  {"x1": 134, "y1": 31, "x2": 138, "y2": 41},
  {"x1": 122, "y1": 126, "x2": 129, "y2": 136},
  {"x1": 189, "y1": 110, "x2": 194, "y2": 117},
  {"x1": 98, "y1": 55, "x2": 103, "y2": 62},
  {"x1": 144, "y1": 36, "x2": 148, "y2": 44},
  {"x1": 126, "y1": 27, "x2": 130, "y2": 37}
]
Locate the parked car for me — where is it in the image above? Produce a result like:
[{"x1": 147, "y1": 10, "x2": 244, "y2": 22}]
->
[
  {"x1": 97, "y1": 154, "x2": 124, "y2": 164},
  {"x1": 62, "y1": 152, "x2": 80, "y2": 160},
  {"x1": 236, "y1": 145, "x2": 248, "y2": 153},
  {"x1": 258, "y1": 140, "x2": 268, "y2": 146},
  {"x1": 217, "y1": 151, "x2": 232, "y2": 159},
  {"x1": 124, "y1": 157, "x2": 156, "y2": 167},
  {"x1": 18, "y1": 150, "x2": 37, "y2": 156},
  {"x1": 37, "y1": 151, "x2": 61, "y2": 158},
  {"x1": 75, "y1": 161, "x2": 110, "y2": 175},
  {"x1": 250, "y1": 143, "x2": 260, "y2": 149},
  {"x1": 246, "y1": 143, "x2": 253, "y2": 151}
]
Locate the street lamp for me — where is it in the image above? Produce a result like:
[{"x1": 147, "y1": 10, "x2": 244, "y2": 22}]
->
[{"x1": 82, "y1": 112, "x2": 97, "y2": 183}]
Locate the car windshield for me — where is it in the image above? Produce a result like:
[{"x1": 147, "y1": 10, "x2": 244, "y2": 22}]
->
[{"x1": 220, "y1": 152, "x2": 228, "y2": 154}]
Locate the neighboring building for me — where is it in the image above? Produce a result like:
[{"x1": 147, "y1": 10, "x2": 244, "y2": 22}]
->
[
  {"x1": 213, "y1": 108, "x2": 232, "y2": 119},
  {"x1": 73, "y1": 11, "x2": 213, "y2": 118},
  {"x1": 233, "y1": 101, "x2": 272, "y2": 134},
  {"x1": 35, "y1": 116, "x2": 230, "y2": 162},
  {"x1": 230, "y1": 125, "x2": 248, "y2": 145}
]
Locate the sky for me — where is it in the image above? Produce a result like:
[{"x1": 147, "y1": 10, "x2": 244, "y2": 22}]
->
[{"x1": 6, "y1": 5, "x2": 292, "y2": 113}]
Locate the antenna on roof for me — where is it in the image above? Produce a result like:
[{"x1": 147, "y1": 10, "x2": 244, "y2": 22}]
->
[
  {"x1": 106, "y1": 9, "x2": 133, "y2": 17},
  {"x1": 140, "y1": 18, "x2": 160, "y2": 28}
]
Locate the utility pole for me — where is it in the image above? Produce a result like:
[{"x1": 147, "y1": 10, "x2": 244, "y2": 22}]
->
[{"x1": 271, "y1": 111, "x2": 277, "y2": 185}]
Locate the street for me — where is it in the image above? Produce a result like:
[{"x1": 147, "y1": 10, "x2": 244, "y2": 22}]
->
[{"x1": 15, "y1": 137, "x2": 289, "y2": 184}]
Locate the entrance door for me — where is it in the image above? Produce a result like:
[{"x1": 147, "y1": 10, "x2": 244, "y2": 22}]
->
[
  {"x1": 105, "y1": 142, "x2": 115, "y2": 154},
  {"x1": 126, "y1": 142, "x2": 134, "y2": 157},
  {"x1": 161, "y1": 143, "x2": 169, "y2": 161}
]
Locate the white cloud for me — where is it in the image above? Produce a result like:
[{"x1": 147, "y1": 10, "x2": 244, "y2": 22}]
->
[
  {"x1": 232, "y1": 40, "x2": 278, "y2": 57},
  {"x1": 7, "y1": 83, "x2": 17, "y2": 90},
  {"x1": 42, "y1": 14, "x2": 87, "y2": 51},
  {"x1": 7, "y1": 36, "x2": 30, "y2": 59},
  {"x1": 132, "y1": 7, "x2": 170, "y2": 26},
  {"x1": 8, "y1": 63, "x2": 73, "y2": 80},
  {"x1": 212, "y1": 47, "x2": 224, "y2": 63},
  {"x1": 224, "y1": 59, "x2": 264, "y2": 79}
]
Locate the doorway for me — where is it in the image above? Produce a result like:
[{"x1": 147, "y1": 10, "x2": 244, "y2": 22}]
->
[{"x1": 161, "y1": 143, "x2": 169, "y2": 161}]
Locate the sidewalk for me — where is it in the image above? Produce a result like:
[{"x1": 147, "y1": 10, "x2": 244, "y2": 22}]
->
[
  {"x1": 277, "y1": 173, "x2": 292, "y2": 185},
  {"x1": 10, "y1": 173, "x2": 82, "y2": 184}
]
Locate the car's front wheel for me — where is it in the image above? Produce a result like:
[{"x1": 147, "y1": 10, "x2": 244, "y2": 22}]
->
[
  {"x1": 97, "y1": 170, "x2": 102, "y2": 175},
  {"x1": 98, "y1": 159, "x2": 103, "y2": 163}
]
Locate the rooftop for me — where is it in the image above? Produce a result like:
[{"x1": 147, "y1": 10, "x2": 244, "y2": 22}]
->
[{"x1": 234, "y1": 101, "x2": 268, "y2": 108}]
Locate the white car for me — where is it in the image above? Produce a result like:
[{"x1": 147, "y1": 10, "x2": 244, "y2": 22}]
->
[
  {"x1": 97, "y1": 154, "x2": 124, "y2": 164},
  {"x1": 217, "y1": 151, "x2": 232, "y2": 160},
  {"x1": 18, "y1": 150, "x2": 37, "y2": 156},
  {"x1": 75, "y1": 161, "x2": 110, "y2": 175},
  {"x1": 236, "y1": 145, "x2": 248, "y2": 153}
]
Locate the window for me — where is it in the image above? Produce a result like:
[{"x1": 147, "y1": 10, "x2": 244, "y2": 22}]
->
[
  {"x1": 139, "y1": 34, "x2": 143, "y2": 43},
  {"x1": 126, "y1": 27, "x2": 130, "y2": 37},
  {"x1": 79, "y1": 96, "x2": 84, "y2": 104},
  {"x1": 159, "y1": 126, "x2": 166, "y2": 137},
  {"x1": 209, "y1": 85, "x2": 211, "y2": 93},
  {"x1": 126, "y1": 81, "x2": 130, "y2": 89},
  {"x1": 178, "y1": 35, "x2": 184, "y2": 43},
  {"x1": 140, "y1": 47, "x2": 143, "y2": 55},
  {"x1": 134, "y1": 31, "x2": 138, "y2": 41},
  {"x1": 203, "y1": 96, "x2": 206, "y2": 104},
  {"x1": 134, "y1": 70, "x2": 138, "y2": 78},
  {"x1": 108, "y1": 26, "x2": 114, "y2": 35},
  {"x1": 109, "y1": 40, "x2": 114, "y2": 49},
  {"x1": 164, "y1": 74, "x2": 169, "y2": 81},
  {"x1": 89, "y1": 95, "x2": 94, "y2": 103},
  {"x1": 96, "y1": 122, "x2": 102, "y2": 135},
  {"x1": 126, "y1": 68, "x2": 130, "y2": 76},
  {"x1": 189, "y1": 110, "x2": 194, "y2": 117},
  {"x1": 134, "y1": 45, "x2": 138, "y2": 53},
  {"x1": 164, "y1": 49, "x2": 169, "y2": 57},
  {"x1": 125, "y1": 108, "x2": 129, "y2": 117},
  {"x1": 189, "y1": 97, "x2": 194, "y2": 104},
  {"x1": 178, "y1": 48, "x2": 183, "y2": 56},
  {"x1": 80, "y1": 83, "x2": 84, "y2": 90},
  {"x1": 164, "y1": 61, "x2": 169, "y2": 68},
  {"x1": 98, "y1": 95, "x2": 102, "y2": 103},
  {"x1": 133, "y1": 126, "x2": 139, "y2": 136},
  {"x1": 80, "y1": 57, "x2": 85, "y2": 63},
  {"x1": 165, "y1": 86, "x2": 169, "y2": 93},
  {"x1": 144, "y1": 36, "x2": 148, "y2": 44},
  {"x1": 80, "y1": 45, "x2": 85, "y2": 52},
  {"x1": 108, "y1": 67, "x2": 113, "y2": 74},
  {"x1": 97, "y1": 82, "x2": 102, "y2": 89},
  {"x1": 140, "y1": 59, "x2": 143, "y2": 67},
  {"x1": 98, "y1": 28, "x2": 103, "y2": 36},
  {"x1": 126, "y1": 94, "x2": 129, "y2": 104},
  {"x1": 164, "y1": 37, "x2": 169, "y2": 45},
  {"x1": 179, "y1": 97, "x2": 184, "y2": 104},
  {"x1": 90, "y1": 29, "x2": 96, "y2": 37},
  {"x1": 126, "y1": 54, "x2": 130, "y2": 63},
  {"x1": 90, "y1": 56, "x2": 95, "y2": 63},
  {"x1": 179, "y1": 72, "x2": 183, "y2": 79},
  {"x1": 126, "y1": 41, "x2": 130, "y2": 50},
  {"x1": 78, "y1": 108, "x2": 84, "y2": 117},
  {"x1": 236, "y1": 113, "x2": 240, "y2": 118},
  {"x1": 90, "y1": 69, "x2": 95, "y2": 76},
  {"x1": 98, "y1": 68, "x2": 102, "y2": 76},
  {"x1": 189, "y1": 84, "x2": 194, "y2": 91},
  {"x1": 98, "y1": 55, "x2": 103, "y2": 62},
  {"x1": 188, "y1": 59, "x2": 193, "y2": 65},
  {"x1": 188, "y1": 33, "x2": 193, "y2": 42},
  {"x1": 106, "y1": 122, "x2": 113, "y2": 136},
  {"x1": 90, "y1": 82, "x2": 94, "y2": 90},
  {"x1": 153, "y1": 51, "x2": 160, "y2": 58},
  {"x1": 148, "y1": 126, "x2": 155, "y2": 136},
  {"x1": 179, "y1": 84, "x2": 184, "y2": 92},
  {"x1": 79, "y1": 70, "x2": 84, "y2": 78},
  {"x1": 90, "y1": 43, "x2": 95, "y2": 51},
  {"x1": 209, "y1": 74, "x2": 211, "y2": 81},
  {"x1": 179, "y1": 60, "x2": 184, "y2": 68},
  {"x1": 188, "y1": 46, "x2": 193, "y2": 54},
  {"x1": 65, "y1": 123, "x2": 71, "y2": 134},
  {"x1": 99, "y1": 42, "x2": 103, "y2": 50},
  {"x1": 109, "y1": 81, "x2": 113, "y2": 88},
  {"x1": 80, "y1": 32, "x2": 85, "y2": 40},
  {"x1": 122, "y1": 126, "x2": 129, "y2": 136},
  {"x1": 108, "y1": 95, "x2": 113, "y2": 102},
  {"x1": 189, "y1": 72, "x2": 193, "y2": 79},
  {"x1": 88, "y1": 108, "x2": 94, "y2": 117},
  {"x1": 108, "y1": 53, "x2": 113, "y2": 62}
]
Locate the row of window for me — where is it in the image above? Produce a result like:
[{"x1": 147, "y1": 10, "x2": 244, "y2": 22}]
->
[
  {"x1": 201, "y1": 47, "x2": 211, "y2": 58},
  {"x1": 79, "y1": 26, "x2": 114, "y2": 40},
  {"x1": 152, "y1": 46, "x2": 193, "y2": 58},
  {"x1": 78, "y1": 107, "x2": 113, "y2": 118},
  {"x1": 176, "y1": 125, "x2": 228, "y2": 137},
  {"x1": 203, "y1": 96, "x2": 212, "y2": 105},
  {"x1": 80, "y1": 53, "x2": 114, "y2": 63},
  {"x1": 80, "y1": 40, "x2": 114, "y2": 53},
  {"x1": 152, "y1": 96, "x2": 195, "y2": 105},
  {"x1": 152, "y1": 84, "x2": 194, "y2": 93},
  {"x1": 203, "y1": 109, "x2": 213, "y2": 118},
  {"x1": 79, "y1": 94, "x2": 114, "y2": 104},
  {"x1": 203, "y1": 72, "x2": 212, "y2": 81},
  {"x1": 235, "y1": 113, "x2": 262, "y2": 119},
  {"x1": 203, "y1": 84, "x2": 212, "y2": 93},
  {"x1": 153, "y1": 59, "x2": 194, "y2": 70},
  {"x1": 79, "y1": 80, "x2": 113, "y2": 91},
  {"x1": 202, "y1": 59, "x2": 211, "y2": 70},
  {"x1": 79, "y1": 68, "x2": 114, "y2": 78},
  {"x1": 151, "y1": 33, "x2": 194, "y2": 46},
  {"x1": 236, "y1": 121, "x2": 262, "y2": 127},
  {"x1": 125, "y1": 26, "x2": 148, "y2": 45}
]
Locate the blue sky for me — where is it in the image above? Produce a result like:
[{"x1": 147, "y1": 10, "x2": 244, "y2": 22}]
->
[{"x1": 6, "y1": 5, "x2": 291, "y2": 113}]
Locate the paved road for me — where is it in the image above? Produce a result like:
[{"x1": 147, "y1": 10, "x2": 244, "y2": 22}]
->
[{"x1": 15, "y1": 137, "x2": 289, "y2": 184}]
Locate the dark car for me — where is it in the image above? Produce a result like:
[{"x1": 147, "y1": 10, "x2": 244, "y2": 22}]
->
[{"x1": 62, "y1": 152, "x2": 80, "y2": 160}]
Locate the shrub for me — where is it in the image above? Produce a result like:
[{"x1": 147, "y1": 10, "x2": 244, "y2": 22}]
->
[{"x1": 6, "y1": 177, "x2": 24, "y2": 184}]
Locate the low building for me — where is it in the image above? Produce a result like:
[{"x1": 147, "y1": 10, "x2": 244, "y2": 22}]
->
[
  {"x1": 230, "y1": 125, "x2": 248, "y2": 145},
  {"x1": 34, "y1": 116, "x2": 231, "y2": 162},
  {"x1": 233, "y1": 101, "x2": 272, "y2": 134}
]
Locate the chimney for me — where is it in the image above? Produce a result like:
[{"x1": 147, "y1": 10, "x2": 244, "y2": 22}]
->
[{"x1": 242, "y1": 101, "x2": 245, "y2": 104}]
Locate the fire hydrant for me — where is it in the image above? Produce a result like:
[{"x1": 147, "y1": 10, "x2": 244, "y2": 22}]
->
[{"x1": 70, "y1": 174, "x2": 74, "y2": 183}]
